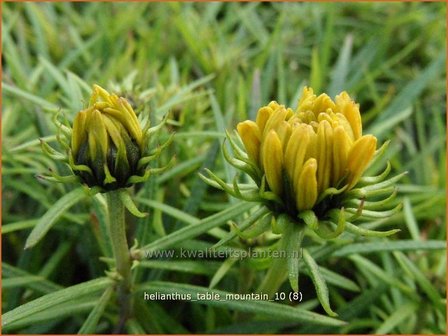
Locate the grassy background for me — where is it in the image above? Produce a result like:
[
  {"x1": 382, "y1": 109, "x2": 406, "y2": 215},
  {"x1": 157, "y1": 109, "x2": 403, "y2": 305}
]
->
[{"x1": 2, "y1": 2, "x2": 446, "y2": 334}]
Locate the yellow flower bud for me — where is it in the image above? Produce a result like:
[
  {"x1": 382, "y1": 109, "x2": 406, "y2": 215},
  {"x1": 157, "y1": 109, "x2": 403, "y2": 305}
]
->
[{"x1": 71, "y1": 85, "x2": 144, "y2": 190}]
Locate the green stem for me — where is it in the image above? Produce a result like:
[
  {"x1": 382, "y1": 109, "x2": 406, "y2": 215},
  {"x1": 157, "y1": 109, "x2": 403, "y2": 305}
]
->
[
  {"x1": 257, "y1": 225, "x2": 305, "y2": 297},
  {"x1": 257, "y1": 251, "x2": 288, "y2": 298},
  {"x1": 106, "y1": 190, "x2": 132, "y2": 331}
]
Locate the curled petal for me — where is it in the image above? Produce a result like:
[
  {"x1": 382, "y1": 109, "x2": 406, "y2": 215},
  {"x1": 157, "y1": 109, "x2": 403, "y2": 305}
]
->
[
  {"x1": 332, "y1": 126, "x2": 352, "y2": 186},
  {"x1": 71, "y1": 109, "x2": 88, "y2": 158},
  {"x1": 276, "y1": 121, "x2": 292, "y2": 150},
  {"x1": 87, "y1": 109, "x2": 108, "y2": 163},
  {"x1": 255, "y1": 106, "x2": 274, "y2": 133},
  {"x1": 316, "y1": 120, "x2": 333, "y2": 194},
  {"x1": 312, "y1": 93, "x2": 336, "y2": 117},
  {"x1": 237, "y1": 120, "x2": 261, "y2": 165},
  {"x1": 335, "y1": 91, "x2": 362, "y2": 140},
  {"x1": 262, "y1": 130, "x2": 284, "y2": 196},
  {"x1": 297, "y1": 86, "x2": 316, "y2": 113},
  {"x1": 263, "y1": 104, "x2": 288, "y2": 137},
  {"x1": 285, "y1": 124, "x2": 310, "y2": 182},
  {"x1": 297, "y1": 158, "x2": 318, "y2": 211},
  {"x1": 346, "y1": 135, "x2": 377, "y2": 189}
]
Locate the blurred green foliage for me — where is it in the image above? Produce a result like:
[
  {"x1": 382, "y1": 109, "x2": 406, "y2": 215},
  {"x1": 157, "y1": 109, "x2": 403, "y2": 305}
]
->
[{"x1": 2, "y1": 2, "x2": 446, "y2": 334}]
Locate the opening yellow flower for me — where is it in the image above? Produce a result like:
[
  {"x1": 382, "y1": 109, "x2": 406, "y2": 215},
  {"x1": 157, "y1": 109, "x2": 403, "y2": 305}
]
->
[
  {"x1": 202, "y1": 86, "x2": 404, "y2": 316},
  {"x1": 237, "y1": 87, "x2": 377, "y2": 215}
]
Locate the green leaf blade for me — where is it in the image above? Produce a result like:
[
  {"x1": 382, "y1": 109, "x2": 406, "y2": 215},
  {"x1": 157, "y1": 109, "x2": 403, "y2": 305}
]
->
[{"x1": 25, "y1": 187, "x2": 88, "y2": 249}]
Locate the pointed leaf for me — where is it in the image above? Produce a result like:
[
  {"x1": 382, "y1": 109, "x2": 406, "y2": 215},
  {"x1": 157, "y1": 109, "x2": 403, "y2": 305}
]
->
[{"x1": 25, "y1": 187, "x2": 88, "y2": 249}]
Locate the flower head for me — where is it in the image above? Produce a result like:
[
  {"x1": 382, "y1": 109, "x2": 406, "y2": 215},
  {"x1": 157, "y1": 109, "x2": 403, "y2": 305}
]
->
[
  {"x1": 202, "y1": 87, "x2": 404, "y2": 316},
  {"x1": 202, "y1": 87, "x2": 404, "y2": 239},
  {"x1": 237, "y1": 87, "x2": 377, "y2": 215}
]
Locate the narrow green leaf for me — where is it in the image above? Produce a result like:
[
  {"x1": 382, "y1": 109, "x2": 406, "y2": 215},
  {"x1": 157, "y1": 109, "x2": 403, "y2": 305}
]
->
[
  {"x1": 316, "y1": 267, "x2": 360, "y2": 292},
  {"x1": 39, "y1": 57, "x2": 72, "y2": 102},
  {"x1": 328, "y1": 34, "x2": 353, "y2": 97},
  {"x1": 349, "y1": 255, "x2": 415, "y2": 296},
  {"x1": 136, "y1": 198, "x2": 199, "y2": 226},
  {"x1": 2, "y1": 262, "x2": 62, "y2": 294},
  {"x1": 2, "y1": 82, "x2": 59, "y2": 111},
  {"x1": 285, "y1": 225, "x2": 305, "y2": 293},
  {"x1": 212, "y1": 206, "x2": 270, "y2": 249},
  {"x1": 2, "y1": 277, "x2": 112, "y2": 328},
  {"x1": 127, "y1": 318, "x2": 147, "y2": 334},
  {"x1": 4, "y1": 299, "x2": 97, "y2": 331},
  {"x1": 209, "y1": 257, "x2": 238, "y2": 289},
  {"x1": 367, "y1": 107, "x2": 413, "y2": 139},
  {"x1": 78, "y1": 286, "x2": 113, "y2": 334},
  {"x1": 310, "y1": 48, "x2": 321, "y2": 92},
  {"x1": 25, "y1": 187, "x2": 88, "y2": 249},
  {"x1": 136, "y1": 281, "x2": 346, "y2": 326},
  {"x1": 2, "y1": 219, "x2": 38, "y2": 234},
  {"x1": 403, "y1": 197, "x2": 420, "y2": 240},
  {"x1": 375, "y1": 50, "x2": 445, "y2": 123},
  {"x1": 139, "y1": 260, "x2": 222, "y2": 276},
  {"x1": 393, "y1": 251, "x2": 445, "y2": 311},
  {"x1": 303, "y1": 249, "x2": 337, "y2": 317},
  {"x1": 141, "y1": 202, "x2": 253, "y2": 253},
  {"x1": 3, "y1": 276, "x2": 46, "y2": 289},
  {"x1": 156, "y1": 154, "x2": 206, "y2": 184},
  {"x1": 375, "y1": 303, "x2": 417, "y2": 334},
  {"x1": 333, "y1": 240, "x2": 446, "y2": 257}
]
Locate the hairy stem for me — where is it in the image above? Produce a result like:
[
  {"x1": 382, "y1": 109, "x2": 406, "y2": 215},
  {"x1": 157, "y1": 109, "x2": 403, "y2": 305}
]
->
[{"x1": 106, "y1": 190, "x2": 132, "y2": 332}]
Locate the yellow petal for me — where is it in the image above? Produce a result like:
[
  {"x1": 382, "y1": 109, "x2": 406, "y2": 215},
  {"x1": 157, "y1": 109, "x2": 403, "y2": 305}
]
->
[
  {"x1": 118, "y1": 98, "x2": 143, "y2": 143},
  {"x1": 263, "y1": 105, "x2": 288, "y2": 137},
  {"x1": 92, "y1": 84, "x2": 112, "y2": 104},
  {"x1": 237, "y1": 120, "x2": 261, "y2": 165},
  {"x1": 304, "y1": 127, "x2": 318, "y2": 162},
  {"x1": 296, "y1": 158, "x2": 318, "y2": 211},
  {"x1": 102, "y1": 115, "x2": 128, "y2": 167},
  {"x1": 346, "y1": 135, "x2": 377, "y2": 189},
  {"x1": 71, "y1": 109, "x2": 88, "y2": 158},
  {"x1": 285, "y1": 124, "x2": 311, "y2": 182},
  {"x1": 102, "y1": 104, "x2": 142, "y2": 146},
  {"x1": 268, "y1": 101, "x2": 281, "y2": 110},
  {"x1": 317, "y1": 111, "x2": 334, "y2": 125},
  {"x1": 335, "y1": 91, "x2": 362, "y2": 140},
  {"x1": 316, "y1": 120, "x2": 333, "y2": 193},
  {"x1": 276, "y1": 121, "x2": 292, "y2": 150},
  {"x1": 255, "y1": 106, "x2": 273, "y2": 133},
  {"x1": 285, "y1": 107, "x2": 294, "y2": 120},
  {"x1": 312, "y1": 93, "x2": 336, "y2": 117},
  {"x1": 297, "y1": 87, "x2": 316, "y2": 113},
  {"x1": 87, "y1": 109, "x2": 108, "y2": 162},
  {"x1": 262, "y1": 130, "x2": 284, "y2": 195},
  {"x1": 332, "y1": 126, "x2": 352, "y2": 186},
  {"x1": 292, "y1": 125, "x2": 314, "y2": 190},
  {"x1": 335, "y1": 113, "x2": 355, "y2": 141}
]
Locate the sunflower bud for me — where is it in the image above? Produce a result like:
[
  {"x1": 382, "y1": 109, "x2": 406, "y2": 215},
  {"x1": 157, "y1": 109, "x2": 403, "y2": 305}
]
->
[
  {"x1": 69, "y1": 85, "x2": 145, "y2": 190},
  {"x1": 40, "y1": 84, "x2": 172, "y2": 192}
]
